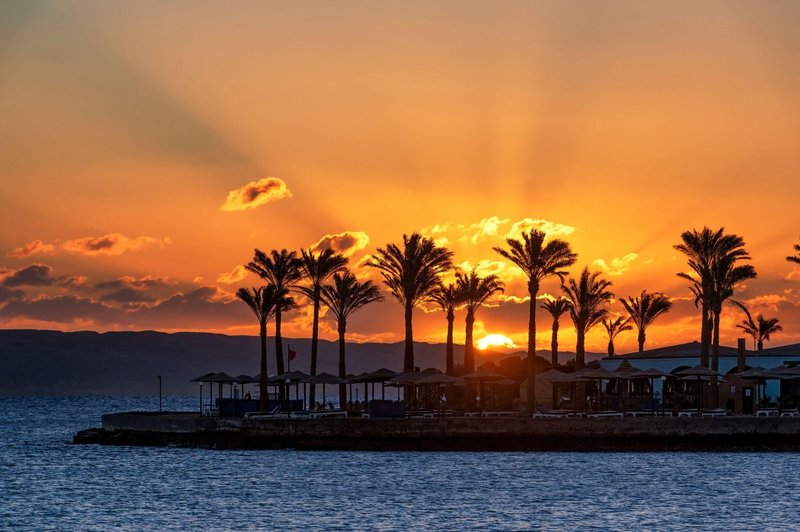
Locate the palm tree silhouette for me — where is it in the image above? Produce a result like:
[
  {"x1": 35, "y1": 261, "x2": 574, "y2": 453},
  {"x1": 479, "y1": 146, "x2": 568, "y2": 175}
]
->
[
  {"x1": 707, "y1": 237, "x2": 756, "y2": 373},
  {"x1": 675, "y1": 227, "x2": 750, "y2": 367},
  {"x1": 788, "y1": 240, "x2": 800, "y2": 264},
  {"x1": 369, "y1": 233, "x2": 453, "y2": 371},
  {"x1": 246, "y1": 249, "x2": 302, "y2": 377},
  {"x1": 431, "y1": 282, "x2": 466, "y2": 375},
  {"x1": 601, "y1": 316, "x2": 632, "y2": 356},
  {"x1": 297, "y1": 248, "x2": 348, "y2": 401},
  {"x1": 320, "y1": 270, "x2": 383, "y2": 407},
  {"x1": 494, "y1": 229, "x2": 577, "y2": 408},
  {"x1": 456, "y1": 269, "x2": 504, "y2": 373},
  {"x1": 561, "y1": 267, "x2": 613, "y2": 368},
  {"x1": 620, "y1": 290, "x2": 673, "y2": 352},
  {"x1": 541, "y1": 298, "x2": 571, "y2": 366},
  {"x1": 236, "y1": 285, "x2": 278, "y2": 410},
  {"x1": 735, "y1": 305, "x2": 782, "y2": 352}
]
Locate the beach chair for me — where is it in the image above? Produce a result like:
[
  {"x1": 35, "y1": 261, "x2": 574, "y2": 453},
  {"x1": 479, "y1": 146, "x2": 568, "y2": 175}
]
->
[
  {"x1": 243, "y1": 405, "x2": 282, "y2": 419},
  {"x1": 700, "y1": 409, "x2": 727, "y2": 418},
  {"x1": 585, "y1": 411, "x2": 623, "y2": 418},
  {"x1": 533, "y1": 408, "x2": 573, "y2": 418},
  {"x1": 677, "y1": 409, "x2": 698, "y2": 417},
  {"x1": 756, "y1": 408, "x2": 779, "y2": 417}
]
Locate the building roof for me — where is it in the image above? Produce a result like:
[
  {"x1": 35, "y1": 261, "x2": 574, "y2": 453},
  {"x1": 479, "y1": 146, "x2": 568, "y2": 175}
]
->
[{"x1": 609, "y1": 341, "x2": 800, "y2": 361}]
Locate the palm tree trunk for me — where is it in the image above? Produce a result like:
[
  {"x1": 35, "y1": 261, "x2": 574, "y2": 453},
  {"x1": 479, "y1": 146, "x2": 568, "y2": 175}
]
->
[
  {"x1": 638, "y1": 329, "x2": 645, "y2": 352},
  {"x1": 445, "y1": 310, "x2": 455, "y2": 375},
  {"x1": 464, "y1": 311, "x2": 475, "y2": 373},
  {"x1": 551, "y1": 321, "x2": 559, "y2": 366},
  {"x1": 526, "y1": 284, "x2": 538, "y2": 411},
  {"x1": 338, "y1": 323, "x2": 347, "y2": 408},
  {"x1": 309, "y1": 289, "x2": 321, "y2": 403},
  {"x1": 404, "y1": 303, "x2": 414, "y2": 372},
  {"x1": 576, "y1": 327, "x2": 586, "y2": 369},
  {"x1": 757, "y1": 340, "x2": 763, "y2": 351},
  {"x1": 608, "y1": 340, "x2": 614, "y2": 357},
  {"x1": 711, "y1": 310, "x2": 721, "y2": 373},
  {"x1": 275, "y1": 308, "x2": 285, "y2": 400},
  {"x1": 259, "y1": 321, "x2": 268, "y2": 410},
  {"x1": 700, "y1": 302, "x2": 710, "y2": 367}
]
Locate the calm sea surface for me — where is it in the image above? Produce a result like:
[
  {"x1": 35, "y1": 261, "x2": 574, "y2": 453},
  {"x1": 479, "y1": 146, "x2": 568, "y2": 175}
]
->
[{"x1": 1, "y1": 396, "x2": 798, "y2": 530}]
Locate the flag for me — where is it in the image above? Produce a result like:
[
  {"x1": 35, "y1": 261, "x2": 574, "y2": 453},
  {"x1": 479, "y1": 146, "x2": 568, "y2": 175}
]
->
[{"x1": 288, "y1": 348, "x2": 297, "y2": 361}]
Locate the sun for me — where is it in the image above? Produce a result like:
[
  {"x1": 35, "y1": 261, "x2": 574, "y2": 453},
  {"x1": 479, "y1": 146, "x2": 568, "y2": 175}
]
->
[{"x1": 476, "y1": 334, "x2": 517, "y2": 351}]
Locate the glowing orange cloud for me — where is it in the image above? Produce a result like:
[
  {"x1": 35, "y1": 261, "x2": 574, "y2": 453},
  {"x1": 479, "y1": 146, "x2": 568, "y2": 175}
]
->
[
  {"x1": 62, "y1": 234, "x2": 171, "y2": 256},
  {"x1": 6, "y1": 240, "x2": 56, "y2": 258},
  {"x1": 311, "y1": 231, "x2": 369, "y2": 258},
  {"x1": 216, "y1": 265, "x2": 247, "y2": 284},
  {"x1": 220, "y1": 177, "x2": 292, "y2": 212}
]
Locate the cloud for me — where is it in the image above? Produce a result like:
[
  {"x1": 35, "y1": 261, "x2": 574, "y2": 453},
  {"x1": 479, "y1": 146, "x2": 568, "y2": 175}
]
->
[
  {"x1": 786, "y1": 268, "x2": 800, "y2": 281},
  {"x1": 592, "y1": 253, "x2": 638, "y2": 276},
  {"x1": 1, "y1": 264, "x2": 56, "y2": 287},
  {"x1": 462, "y1": 216, "x2": 509, "y2": 244},
  {"x1": 95, "y1": 275, "x2": 171, "y2": 290},
  {"x1": 63, "y1": 234, "x2": 171, "y2": 256},
  {"x1": 505, "y1": 218, "x2": 576, "y2": 239},
  {"x1": 220, "y1": 177, "x2": 292, "y2": 212},
  {"x1": 59, "y1": 275, "x2": 89, "y2": 289},
  {"x1": 216, "y1": 265, "x2": 248, "y2": 284},
  {"x1": 6, "y1": 240, "x2": 55, "y2": 258},
  {"x1": 0, "y1": 295, "x2": 121, "y2": 324},
  {"x1": 311, "y1": 231, "x2": 369, "y2": 257},
  {"x1": 0, "y1": 286, "x2": 24, "y2": 302},
  {"x1": 100, "y1": 288, "x2": 156, "y2": 304}
]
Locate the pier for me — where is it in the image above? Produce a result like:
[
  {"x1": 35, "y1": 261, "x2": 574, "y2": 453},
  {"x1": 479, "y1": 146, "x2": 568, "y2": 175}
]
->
[{"x1": 74, "y1": 413, "x2": 800, "y2": 451}]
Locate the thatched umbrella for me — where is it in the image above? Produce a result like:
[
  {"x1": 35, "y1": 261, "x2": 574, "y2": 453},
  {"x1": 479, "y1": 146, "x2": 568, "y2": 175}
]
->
[
  {"x1": 304, "y1": 372, "x2": 346, "y2": 409},
  {"x1": 676, "y1": 365, "x2": 720, "y2": 414},
  {"x1": 190, "y1": 372, "x2": 218, "y2": 413},
  {"x1": 366, "y1": 368, "x2": 401, "y2": 400},
  {"x1": 462, "y1": 369, "x2": 514, "y2": 410}
]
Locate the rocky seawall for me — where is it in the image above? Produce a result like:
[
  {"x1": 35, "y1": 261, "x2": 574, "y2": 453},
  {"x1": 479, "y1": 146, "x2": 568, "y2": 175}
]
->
[{"x1": 72, "y1": 412, "x2": 800, "y2": 451}]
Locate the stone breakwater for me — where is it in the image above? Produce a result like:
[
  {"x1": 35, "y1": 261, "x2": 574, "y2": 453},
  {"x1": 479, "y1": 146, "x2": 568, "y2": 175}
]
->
[{"x1": 72, "y1": 412, "x2": 800, "y2": 451}]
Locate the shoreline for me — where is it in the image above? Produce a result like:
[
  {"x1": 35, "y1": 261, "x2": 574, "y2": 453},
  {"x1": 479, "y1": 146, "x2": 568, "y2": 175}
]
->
[{"x1": 73, "y1": 412, "x2": 800, "y2": 451}]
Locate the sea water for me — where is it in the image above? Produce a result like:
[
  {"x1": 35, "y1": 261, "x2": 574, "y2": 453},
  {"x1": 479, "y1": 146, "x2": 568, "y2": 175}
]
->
[{"x1": 0, "y1": 396, "x2": 798, "y2": 530}]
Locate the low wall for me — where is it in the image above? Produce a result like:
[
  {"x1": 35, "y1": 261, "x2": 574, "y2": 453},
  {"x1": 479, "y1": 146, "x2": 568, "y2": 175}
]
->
[{"x1": 82, "y1": 413, "x2": 800, "y2": 451}]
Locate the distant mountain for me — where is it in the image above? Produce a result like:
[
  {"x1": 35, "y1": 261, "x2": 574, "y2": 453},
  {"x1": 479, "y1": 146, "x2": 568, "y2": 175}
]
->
[{"x1": 0, "y1": 330, "x2": 605, "y2": 396}]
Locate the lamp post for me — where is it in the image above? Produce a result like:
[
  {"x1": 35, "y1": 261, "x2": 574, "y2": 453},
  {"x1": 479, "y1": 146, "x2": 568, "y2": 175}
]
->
[
  {"x1": 199, "y1": 382, "x2": 203, "y2": 416},
  {"x1": 157, "y1": 375, "x2": 162, "y2": 415},
  {"x1": 286, "y1": 377, "x2": 292, "y2": 419},
  {"x1": 661, "y1": 376, "x2": 667, "y2": 416}
]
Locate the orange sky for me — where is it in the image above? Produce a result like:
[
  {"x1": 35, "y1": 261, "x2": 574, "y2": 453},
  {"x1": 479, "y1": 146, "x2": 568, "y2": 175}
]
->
[{"x1": 1, "y1": 1, "x2": 800, "y2": 354}]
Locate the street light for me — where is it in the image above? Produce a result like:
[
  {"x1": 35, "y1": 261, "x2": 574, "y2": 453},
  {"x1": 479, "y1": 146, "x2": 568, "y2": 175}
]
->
[
  {"x1": 286, "y1": 378, "x2": 292, "y2": 419},
  {"x1": 157, "y1": 375, "x2": 162, "y2": 415}
]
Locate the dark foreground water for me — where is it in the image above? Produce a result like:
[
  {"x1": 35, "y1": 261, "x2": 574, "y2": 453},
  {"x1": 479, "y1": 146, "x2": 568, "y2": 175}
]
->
[{"x1": 1, "y1": 396, "x2": 798, "y2": 530}]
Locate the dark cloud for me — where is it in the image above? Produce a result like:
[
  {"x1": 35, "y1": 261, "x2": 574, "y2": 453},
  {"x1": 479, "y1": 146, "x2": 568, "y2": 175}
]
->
[
  {"x1": 221, "y1": 177, "x2": 292, "y2": 212},
  {"x1": 0, "y1": 286, "x2": 24, "y2": 302},
  {"x1": 0, "y1": 295, "x2": 121, "y2": 324},
  {"x1": 95, "y1": 275, "x2": 170, "y2": 291},
  {"x1": 6, "y1": 239, "x2": 55, "y2": 258},
  {"x1": 1, "y1": 264, "x2": 56, "y2": 287},
  {"x1": 100, "y1": 288, "x2": 156, "y2": 304},
  {"x1": 311, "y1": 231, "x2": 369, "y2": 258}
]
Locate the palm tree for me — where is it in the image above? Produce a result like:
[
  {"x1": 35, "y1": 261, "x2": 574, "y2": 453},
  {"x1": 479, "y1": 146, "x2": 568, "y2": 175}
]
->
[
  {"x1": 675, "y1": 227, "x2": 754, "y2": 368},
  {"x1": 456, "y1": 269, "x2": 504, "y2": 373},
  {"x1": 541, "y1": 298, "x2": 571, "y2": 366},
  {"x1": 620, "y1": 290, "x2": 673, "y2": 352},
  {"x1": 431, "y1": 282, "x2": 465, "y2": 375},
  {"x1": 674, "y1": 227, "x2": 720, "y2": 367},
  {"x1": 297, "y1": 248, "x2": 348, "y2": 401},
  {"x1": 494, "y1": 229, "x2": 577, "y2": 407},
  {"x1": 788, "y1": 240, "x2": 800, "y2": 264},
  {"x1": 236, "y1": 285, "x2": 278, "y2": 410},
  {"x1": 246, "y1": 249, "x2": 303, "y2": 377},
  {"x1": 735, "y1": 305, "x2": 783, "y2": 351},
  {"x1": 369, "y1": 233, "x2": 453, "y2": 371},
  {"x1": 708, "y1": 242, "x2": 756, "y2": 373},
  {"x1": 320, "y1": 270, "x2": 383, "y2": 407},
  {"x1": 602, "y1": 316, "x2": 632, "y2": 356},
  {"x1": 561, "y1": 267, "x2": 614, "y2": 368}
]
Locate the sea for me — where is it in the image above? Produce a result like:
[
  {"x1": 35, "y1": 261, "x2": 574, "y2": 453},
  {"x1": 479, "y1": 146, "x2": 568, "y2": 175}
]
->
[{"x1": 1, "y1": 396, "x2": 798, "y2": 531}]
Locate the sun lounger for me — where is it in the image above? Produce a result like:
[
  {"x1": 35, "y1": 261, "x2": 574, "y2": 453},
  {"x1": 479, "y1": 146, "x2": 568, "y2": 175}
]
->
[
  {"x1": 626, "y1": 411, "x2": 656, "y2": 417},
  {"x1": 780, "y1": 410, "x2": 800, "y2": 417},
  {"x1": 464, "y1": 411, "x2": 483, "y2": 417},
  {"x1": 243, "y1": 405, "x2": 282, "y2": 419},
  {"x1": 309, "y1": 410, "x2": 346, "y2": 419},
  {"x1": 533, "y1": 409, "x2": 574, "y2": 418},
  {"x1": 677, "y1": 409, "x2": 698, "y2": 417},
  {"x1": 585, "y1": 411, "x2": 623, "y2": 418},
  {"x1": 700, "y1": 409, "x2": 727, "y2": 418},
  {"x1": 756, "y1": 408, "x2": 779, "y2": 417},
  {"x1": 481, "y1": 411, "x2": 519, "y2": 417}
]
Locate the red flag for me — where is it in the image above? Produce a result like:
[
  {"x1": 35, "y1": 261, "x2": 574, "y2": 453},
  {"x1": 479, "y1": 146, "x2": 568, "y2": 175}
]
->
[{"x1": 288, "y1": 348, "x2": 297, "y2": 361}]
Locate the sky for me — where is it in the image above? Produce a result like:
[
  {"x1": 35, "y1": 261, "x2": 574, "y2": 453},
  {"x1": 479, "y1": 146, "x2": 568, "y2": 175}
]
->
[{"x1": 1, "y1": 1, "x2": 800, "y2": 356}]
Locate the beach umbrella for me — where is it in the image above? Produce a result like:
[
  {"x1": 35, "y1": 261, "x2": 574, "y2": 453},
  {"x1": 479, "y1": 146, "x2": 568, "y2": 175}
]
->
[
  {"x1": 304, "y1": 373, "x2": 346, "y2": 408},
  {"x1": 366, "y1": 368, "x2": 401, "y2": 400},
  {"x1": 462, "y1": 369, "x2": 514, "y2": 410},
  {"x1": 676, "y1": 366, "x2": 720, "y2": 414},
  {"x1": 190, "y1": 372, "x2": 218, "y2": 413}
]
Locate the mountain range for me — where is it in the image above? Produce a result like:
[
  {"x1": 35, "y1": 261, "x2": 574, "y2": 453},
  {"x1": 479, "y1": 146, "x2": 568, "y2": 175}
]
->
[{"x1": 0, "y1": 329, "x2": 605, "y2": 396}]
